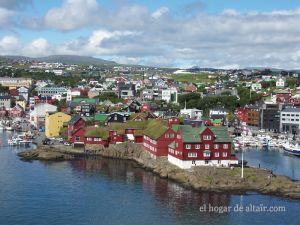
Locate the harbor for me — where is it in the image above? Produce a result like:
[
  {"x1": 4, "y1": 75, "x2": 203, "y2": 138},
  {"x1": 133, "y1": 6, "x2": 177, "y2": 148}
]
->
[{"x1": 1, "y1": 130, "x2": 300, "y2": 225}]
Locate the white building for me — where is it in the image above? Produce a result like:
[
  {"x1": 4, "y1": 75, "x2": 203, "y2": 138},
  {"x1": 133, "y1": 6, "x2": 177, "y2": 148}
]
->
[
  {"x1": 251, "y1": 83, "x2": 262, "y2": 91},
  {"x1": 276, "y1": 77, "x2": 286, "y2": 89},
  {"x1": 280, "y1": 108, "x2": 300, "y2": 134},
  {"x1": 37, "y1": 87, "x2": 68, "y2": 97},
  {"x1": 161, "y1": 88, "x2": 178, "y2": 103},
  {"x1": 30, "y1": 103, "x2": 57, "y2": 126},
  {"x1": 180, "y1": 108, "x2": 203, "y2": 120}
]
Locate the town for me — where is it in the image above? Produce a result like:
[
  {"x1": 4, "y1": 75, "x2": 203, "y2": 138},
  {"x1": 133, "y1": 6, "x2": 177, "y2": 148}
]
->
[{"x1": 1, "y1": 55, "x2": 300, "y2": 169}]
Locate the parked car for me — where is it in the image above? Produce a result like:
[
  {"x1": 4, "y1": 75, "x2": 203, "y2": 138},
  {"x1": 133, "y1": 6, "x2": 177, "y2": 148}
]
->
[
  {"x1": 63, "y1": 141, "x2": 71, "y2": 146},
  {"x1": 43, "y1": 138, "x2": 52, "y2": 145}
]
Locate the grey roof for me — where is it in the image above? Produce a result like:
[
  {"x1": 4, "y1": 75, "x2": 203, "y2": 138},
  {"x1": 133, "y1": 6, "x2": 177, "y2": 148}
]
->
[
  {"x1": 68, "y1": 115, "x2": 82, "y2": 125},
  {"x1": 0, "y1": 96, "x2": 11, "y2": 99},
  {"x1": 281, "y1": 108, "x2": 300, "y2": 113}
]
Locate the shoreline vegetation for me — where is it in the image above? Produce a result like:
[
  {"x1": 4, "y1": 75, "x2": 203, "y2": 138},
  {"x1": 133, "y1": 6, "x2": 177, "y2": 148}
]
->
[{"x1": 18, "y1": 143, "x2": 300, "y2": 201}]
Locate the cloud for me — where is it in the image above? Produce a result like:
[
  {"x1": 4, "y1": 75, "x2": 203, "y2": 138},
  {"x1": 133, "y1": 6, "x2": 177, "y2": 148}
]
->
[
  {"x1": 44, "y1": 0, "x2": 101, "y2": 31},
  {"x1": 22, "y1": 38, "x2": 51, "y2": 56},
  {"x1": 0, "y1": 0, "x2": 31, "y2": 9},
  {"x1": 152, "y1": 7, "x2": 169, "y2": 19},
  {"x1": 0, "y1": 7, "x2": 15, "y2": 27},
  {"x1": 0, "y1": 36, "x2": 20, "y2": 53},
  {"x1": 7, "y1": 4, "x2": 300, "y2": 69}
]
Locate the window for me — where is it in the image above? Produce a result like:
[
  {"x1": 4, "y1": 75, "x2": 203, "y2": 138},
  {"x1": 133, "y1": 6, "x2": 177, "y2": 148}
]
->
[
  {"x1": 223, "y1": 152, "x2": 228, "y2": 157},
  {"x1": 188, "y1": 152, "x2": 197, "y2": 158},
  {"x1": 114, "y1": 115, "x2": 117, "y2": 120},
  {"x1": 75, "y1": 136, "x2": 80, "y2": 141},
  {"x1": 203, "y1": 135, "x2": 212, "y2": 140},
  {"x1": 170, "y1": 133, "x2": 175, "y2": 138},
  {"x1": 165, "y1": 133, "x2": 170, "y2": 138},
  {"x1": 214, "y1": 144, "x2": 219, "y2": 149},
  {"x1": 203, "y1": 151, "x2": 210, "y2": 157},
  {"x1": 195, "y1": 144, "x2": 200, "y2": 149},
  {"x1": 215, "y1": 152, "x2": 219, "y2": 157},
  {"x1": 205, "y1": 144, "x2": 210, "y2": 149},
  {"x1": 223, "y1": 144, "x2": 228, "y2": 149},
  {"x1": 186, "y1": 144, "x2": 191, "y2": 149}
]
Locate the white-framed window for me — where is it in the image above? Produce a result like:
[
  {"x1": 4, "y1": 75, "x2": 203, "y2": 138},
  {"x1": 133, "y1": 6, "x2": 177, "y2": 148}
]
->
[
  {"x1": 170, "y1": 133, "x2": 175, "y2": 138},
  {"x1": 205, "y1": 144, "x2": 210, "y2": 149},
  {"x1": 223, "y1": 152, "x2": 228, "y2": 157},
  {"x1": 195, "y1": 144, "x2": 200, "y2": 149},
  {"x1": 186, "y1": 144, "x2": 191, "y2": 149},
  {"x1": 214, "y1": 144, "x2": 219, "y2": 149},
  {"x1": 203, "y1": 135, "x2": 212, "y2": 140},
  {"x1": 223, "y1": 144, "x2": 229, "y2": 149},
  {"x1": 215, "y1": 152, "x2": 219, "y2": 157},
  {"x1": 188, "y1": 152, "x2": 197, "y2": 158},
  {"x1": 165, "y1": 133, "x2": 170, "y2": 138},
  {"x1": 203, "y1": 151, "x2": 210, "y2": 157}
]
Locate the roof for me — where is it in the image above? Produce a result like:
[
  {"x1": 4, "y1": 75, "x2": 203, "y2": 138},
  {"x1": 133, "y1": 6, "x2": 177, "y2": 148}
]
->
[
  {"x1": 209, "y1": 126, "x2": 232, "y2": 143},
  {"x1": 72, "y1": 98, "x2": 98, "y2": 104},
  {"x1": 281, "y1": 108, "x2": 300, "y2": 113},
  {"x1": 85, "y1": 127, "x2": 109, "y2": 139},
  {"x1": 109, "y1": 121, "x2": 148, "y2": 135},
  {"x1": 0, "y1": 95, "x2": 11, "y2": 99},
  {"x1": 68, "y1": 115, "x2": 83, "y2": 125},
  {"x1": 177, "y1": 125, "x2": 231, "y2": 143},
  {"x1": 95, "y1": 114, "x2": 109, "y2": 122},
  {"x1": 143, "y1": 119, "x2": 169, "y2": 139}
]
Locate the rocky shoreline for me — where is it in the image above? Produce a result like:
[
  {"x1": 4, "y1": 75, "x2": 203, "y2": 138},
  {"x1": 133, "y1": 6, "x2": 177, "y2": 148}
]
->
[{"x1": 18, "y1": 143, "x2": 300, "y2": 200}]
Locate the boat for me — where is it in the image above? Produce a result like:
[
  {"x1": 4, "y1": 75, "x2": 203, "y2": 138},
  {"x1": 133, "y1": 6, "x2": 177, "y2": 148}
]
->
[{"x1": 282, "y1": 142, "x2": 300, "y2": 156}]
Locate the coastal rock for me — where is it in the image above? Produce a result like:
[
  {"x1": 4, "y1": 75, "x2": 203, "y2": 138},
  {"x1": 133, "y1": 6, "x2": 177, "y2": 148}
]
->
[
  {"x1": 18, "y1": 148, "x2": 74, "y2": 161},
  {"x1": 18, "y1": 143, "x2": 300, "y2": 201}
]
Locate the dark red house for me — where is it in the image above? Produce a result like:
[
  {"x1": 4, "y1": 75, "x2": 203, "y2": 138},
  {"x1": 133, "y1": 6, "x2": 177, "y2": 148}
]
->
[
  {"x1": 67, "y1": 116, "x2": 86, "y2": 144},
  {"x1": 168, "y1": 125, "x2": 238, "y2": 169},
  {"x1": 142, "y1": 120, "x2": 177, "y2": 158}
]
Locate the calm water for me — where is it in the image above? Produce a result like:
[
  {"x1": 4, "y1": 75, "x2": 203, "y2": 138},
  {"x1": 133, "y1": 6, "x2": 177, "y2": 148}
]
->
[{"x1": 0, "y1": 131, "x2": 300, "y2": 225}]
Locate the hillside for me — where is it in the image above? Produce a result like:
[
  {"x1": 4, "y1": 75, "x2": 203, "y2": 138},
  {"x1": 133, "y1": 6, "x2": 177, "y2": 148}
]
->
[{"x1": 0, "y1": 55, "x2": 117, "y2": 66}]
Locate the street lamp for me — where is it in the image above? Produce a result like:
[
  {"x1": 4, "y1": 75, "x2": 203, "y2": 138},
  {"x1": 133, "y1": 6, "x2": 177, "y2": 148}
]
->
[{"x1": 241, "y1": 147, "x2": 244, "y2": 178}]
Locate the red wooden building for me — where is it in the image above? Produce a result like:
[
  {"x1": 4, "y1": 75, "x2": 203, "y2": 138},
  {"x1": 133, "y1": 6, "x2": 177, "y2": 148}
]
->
[
  {"x1": 168, "y1": 125, "x2": 238, "y2": 169},
  {"x1": 142, "y1": 120, "x2": 177, "y2": 159},
  {"x1": 67, "y1": 116, "x2": 86, "y2": 144}
]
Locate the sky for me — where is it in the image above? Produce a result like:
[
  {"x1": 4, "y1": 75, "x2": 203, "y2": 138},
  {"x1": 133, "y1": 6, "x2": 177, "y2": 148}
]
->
[{"x1": 1, "y1": 0, "x2": 300, "y2": 69}]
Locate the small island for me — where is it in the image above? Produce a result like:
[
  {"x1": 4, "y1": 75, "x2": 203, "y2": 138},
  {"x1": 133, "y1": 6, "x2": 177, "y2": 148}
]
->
[{"x1": 18, "y1": 143, "x2": 300, "y2": 201}]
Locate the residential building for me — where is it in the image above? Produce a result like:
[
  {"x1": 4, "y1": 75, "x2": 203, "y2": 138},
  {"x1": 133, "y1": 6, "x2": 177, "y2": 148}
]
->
[
  {"x1": 17, "y1": 87, "x2": 29, "y2": 101},
  {"x1": 0, "y1": 95, "x2": 11, "y2": 109},
  {"x1": 107, "y1": 112, "x2": 130, "y2": 123},
  {"x1": 251, "y1": 83, "x2": 262, "y2": 91},
  {"x1": 45, "y1": 112, "x2": 71, "y2": 138},
  {"x1": 168, "y1": 125, "x2": 238, "y2": 169},
  {"x1": 276, "y1": 77, "x2": 286, "y2": 89},
  {"x1": 118, "y1": 83, "x2": 135, "y2": 99},
  {"x1": 29, "y1": 103, "x2": 57, "y2": 126},
  {"x1": 180, "y1": 108, "x2": 203, "y2": 120},
  {"x1": 280, "y1": 108, "x2": 300, "y2": 134},
  {"x1": 236, "y1": 106, "x2": 261, "y2": 127},
  {"x1": 161, "y1": 88, "x2": 178, "y2": 103},
  {"x1": 143, "y1": 120, "x2": 177, "y2": 159},
  {"x1": 209, "y1": 107, "x2": 228, "y2": 120},
  {"x1": 67, "y1": 116, "x2": 86, "y2": 144},
  {"x1": 37, "y1": 87, "x2": 68, "y2": 97},
  {"x1": 0, "y1": 77, "x2": 32, "y2": 88},
  {"x1": 260, "y1": 103, "x2": 282, "y2": 132},
  {"x1": 8, "y1": 105, "x2": 24, "y2": 118}
]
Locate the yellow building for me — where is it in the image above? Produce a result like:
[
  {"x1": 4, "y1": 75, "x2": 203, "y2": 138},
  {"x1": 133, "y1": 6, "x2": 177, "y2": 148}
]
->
[
  {"x1": 16, "y1": 100, "x2": 26, "y2": 111},
  {"x1": 45, "y1": 112, "x2": 71, "y2": 138}
]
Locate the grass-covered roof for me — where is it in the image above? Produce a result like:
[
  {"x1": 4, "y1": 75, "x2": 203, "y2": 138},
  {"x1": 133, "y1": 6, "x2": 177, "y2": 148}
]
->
[{"x1": 85, "y1": 127, "x2": 109, "y2": 139}]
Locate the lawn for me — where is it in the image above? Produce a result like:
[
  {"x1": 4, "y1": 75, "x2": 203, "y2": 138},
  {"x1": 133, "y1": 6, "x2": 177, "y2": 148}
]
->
[{"x1": 171, "y1": 73, "x2": 216, "y2": 84}]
